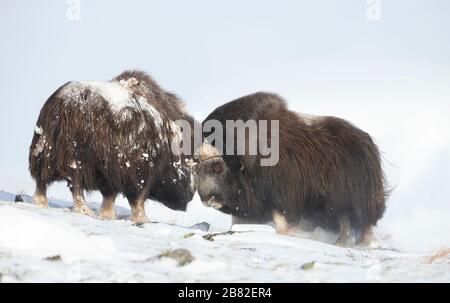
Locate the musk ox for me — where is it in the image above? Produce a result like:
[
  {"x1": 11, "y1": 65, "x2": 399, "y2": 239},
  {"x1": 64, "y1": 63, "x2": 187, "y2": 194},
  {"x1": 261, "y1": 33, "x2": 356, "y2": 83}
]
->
[
  {"x1": 196, "y1": 92, "x2": 387, "y2": 245},
  {"x1": 29, "y1": 70, "x2": 196, "y2": 223}
]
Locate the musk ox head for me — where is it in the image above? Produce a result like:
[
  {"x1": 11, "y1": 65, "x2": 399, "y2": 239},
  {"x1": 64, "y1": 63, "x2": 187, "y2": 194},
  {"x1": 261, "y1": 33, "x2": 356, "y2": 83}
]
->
[
  {"x1": 150, "y1": 155, "x2": 197, "y2": 211},
  {"x1": 195, "y1": 143, "x2": 251, "y2": 215}
]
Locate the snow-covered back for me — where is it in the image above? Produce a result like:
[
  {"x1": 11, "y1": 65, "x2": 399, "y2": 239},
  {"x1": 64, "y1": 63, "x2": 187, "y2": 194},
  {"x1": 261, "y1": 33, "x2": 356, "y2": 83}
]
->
[
  {"x1": 60, "y1": 80, "x2": 164, "y2": 130},
  {"x1": 34, "y1": 125, "x2": 43, "y2": 135},
  {"x1": 80, "y1": 81, "x2": 132, "y2": 111}
]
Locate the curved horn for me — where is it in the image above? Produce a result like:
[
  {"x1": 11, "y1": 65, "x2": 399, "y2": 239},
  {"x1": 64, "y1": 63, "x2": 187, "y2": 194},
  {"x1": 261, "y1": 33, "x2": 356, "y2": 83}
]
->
[
  {"x1": 198, "y1": 143, "x2": 222, "y2": 162},
  {"x1": 184, "y1": 157, "x2": 198, "y2": 168}
]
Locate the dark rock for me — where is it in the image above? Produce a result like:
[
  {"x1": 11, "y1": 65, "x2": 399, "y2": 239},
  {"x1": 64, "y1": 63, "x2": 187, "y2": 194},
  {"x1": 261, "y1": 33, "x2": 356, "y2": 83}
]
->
[
  {"x1": 45, "y1": 255, "x2": 62, "y2": 261},
  {"x1": 14, "y1": 194, "x2": 32, "y2": 203},
  {"x1": 190, "y1": 222, "x2": 211, "y2": 232},
  {"x1": 301, "y1": 261, "x2": 315, "y2": 270},
  {"x1": 157, "y1": 249, "x2": 194, "y2": 266},
  {"x1": 202, "y1": 230, "x2": 236, "y2": 241}
]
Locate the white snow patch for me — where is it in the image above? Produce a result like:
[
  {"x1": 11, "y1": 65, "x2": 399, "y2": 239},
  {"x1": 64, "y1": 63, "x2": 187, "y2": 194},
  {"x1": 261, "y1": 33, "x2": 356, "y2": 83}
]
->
[
  {"x1": 382, "y1": 208, "x2": 450, "y2": 253},
  {"x1": 0, "y1": 205, "x2": 116, "y2": 262},
  {"x1": 169, "y1": 120, "x2": 183, "y2": 144},
  {"x1": 32, "y1": 136, "x2": 46, "y2": 156},
  {"x1": 79, "y1": 81, "x2": 131, "y2": 111},
  {"x1": 297, "y1": 112, "x2": 320, "y2": 126},
  {"x1": 0, "y1": 199, "x2": 448, "y2": 282},
  {"x1": 34, "y1": 125, "x2": 43, "y2": 135},
  {"x1": 231, "y1": 224, "x2": 276, "y2": 233},
  {"x1": 60, "y1": 81, "x2": 164, "y2": 131},
  {"x1": 172, "y1": 158, "x2": 186, "y2": 180}
]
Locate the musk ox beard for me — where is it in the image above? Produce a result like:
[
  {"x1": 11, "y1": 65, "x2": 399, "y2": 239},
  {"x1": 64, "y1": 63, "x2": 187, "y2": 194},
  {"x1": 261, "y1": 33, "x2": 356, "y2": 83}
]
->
[
  {"x1": 196, "y1": 92, "x2": 388, "y2": 245},
  {"x1": 29, "y1": 70, "x2": 197, "y2": 223}
]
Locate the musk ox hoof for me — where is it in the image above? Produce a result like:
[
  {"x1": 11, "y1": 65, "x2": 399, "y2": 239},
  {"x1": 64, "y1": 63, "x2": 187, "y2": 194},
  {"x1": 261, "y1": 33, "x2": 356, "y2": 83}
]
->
[
  {"x1": 272, "y1": 211, "x2": 293, "y2": 235},
  {"x1": 335, "y1": 238, "x2": 351, "y2": 247},
  {"x1": 356, "y1": 227, "x2": 375, "y2": 247},
  {"x1": 335, "y1": 231, "x2": 353, "y2": 247},
  {"x1": 275, "y1": 227, "x2": 293, "y2": 236},
  {"x1": 73, "y1": 205, "x2": 96, "y2": 217},
  {"x1": 33, "y1": 194, "x2": 48, "y2": 208},
  {"x1": 130, "y1": 214, "x2": 150, "y2": 224},
  {"x1": 99, "y1": 208, "x2": 116, "y2": 220}
]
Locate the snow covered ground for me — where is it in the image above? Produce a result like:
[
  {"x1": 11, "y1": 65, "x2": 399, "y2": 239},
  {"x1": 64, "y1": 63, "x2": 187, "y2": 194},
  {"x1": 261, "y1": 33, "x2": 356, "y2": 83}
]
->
[
  {"x1": 0, "y1": 193, "x2": 448, "y2": 283},
  {"x1": 1, "y1": 0, "x2": 449, "y2": 284}
]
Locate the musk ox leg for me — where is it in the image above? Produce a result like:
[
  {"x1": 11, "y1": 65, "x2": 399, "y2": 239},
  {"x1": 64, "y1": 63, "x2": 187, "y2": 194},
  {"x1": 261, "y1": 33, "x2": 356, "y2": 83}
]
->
[
  {"x1": 128, "y1": 194, "x2": 150, "y2": 224},
  {"x1": 99, "y1": 192, "x2": 117, "y2": 220},
  {"x1": 70, "y1": 186, "x2": 95, "y2": 217},
  {"x1": 272, "y1": 210, "x2": 292, "y2": 235},
  {"x1": 33, "y1": 183, "x2": 48, "y2": 208},
  {"x1": 357, "y1": 226, "x2": 374, "y2": 246},
  {"x1": 335, "y1": 216, "x2": 352, "y2": 246},
  {"x1": 232, "y1": 216, "x2": 251, "y2": 225},
  {"x1": 127, "y1": 182, "x2": 152, "y2": 224}
]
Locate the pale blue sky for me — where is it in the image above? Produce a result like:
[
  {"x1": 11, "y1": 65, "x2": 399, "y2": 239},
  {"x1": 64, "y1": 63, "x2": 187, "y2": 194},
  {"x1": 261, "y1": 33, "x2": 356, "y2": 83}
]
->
[{"x1": 1, "y1": 0, "x2": 449, "y2": 234}]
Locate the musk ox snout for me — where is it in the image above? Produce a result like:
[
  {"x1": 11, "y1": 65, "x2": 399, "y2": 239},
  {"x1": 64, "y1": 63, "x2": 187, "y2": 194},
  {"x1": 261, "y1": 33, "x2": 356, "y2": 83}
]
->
[
  {"x1": 196, "y1": 150, "x2": 249, "y2": 215},
  {"x1": 195, "y1": 156, "x2": 227, "y2": 204},
  {"x1": 150, "y1": 160, "x2": 197, "y2": 211},
  {"x1": 204, "y1": 196, "x2": 224, "y2": 210}
]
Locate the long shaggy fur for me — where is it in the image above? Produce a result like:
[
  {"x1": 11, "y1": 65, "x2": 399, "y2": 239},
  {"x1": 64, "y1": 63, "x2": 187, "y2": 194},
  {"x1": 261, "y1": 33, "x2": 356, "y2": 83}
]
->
[
  {"x1": 29, "y1": 70, "x2": 196, "y2": 216},
  {"x1": 197, "y1": 92, "x2": 388, "y2": 242}
]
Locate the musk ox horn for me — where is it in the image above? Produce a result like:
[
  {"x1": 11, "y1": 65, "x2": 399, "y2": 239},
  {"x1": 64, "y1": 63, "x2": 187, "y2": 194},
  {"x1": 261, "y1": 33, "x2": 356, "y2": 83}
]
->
[
  {"x1": 118, "y1": 77, "x2": 139, "y2": 88},
  {"x1": 184, "y1": 158, "x2": 198, "y2": 168},
  {"x1": 198, "y1": 143, "x2": 222, "y2": 162}
]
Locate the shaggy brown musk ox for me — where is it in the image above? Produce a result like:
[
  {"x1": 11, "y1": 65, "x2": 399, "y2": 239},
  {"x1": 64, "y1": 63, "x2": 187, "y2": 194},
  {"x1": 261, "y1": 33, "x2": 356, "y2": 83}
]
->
[
  {"x1": 29, "y1": 70, "x2": 197, "y2": 223},
  {"x1": 196, "y1": 92, "x2": 387, "y2": 245}
]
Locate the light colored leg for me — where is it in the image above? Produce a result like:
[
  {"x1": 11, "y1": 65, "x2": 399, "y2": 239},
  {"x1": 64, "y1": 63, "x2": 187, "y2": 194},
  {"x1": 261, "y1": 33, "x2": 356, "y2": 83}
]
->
[
  {"x1": 99, "y1": 193, "x2": 117, "y2": 220},
  {"x1": 335, "y1": 216, "x2": 352, "y2": 246},
  {"x1": 71, "y1": 186, "x2": 95, "y2": 217},
  {"x1": 272, "y1": 210, "x2": 291, "y2": 235},
  {"x1": 130, "y1": 196, "x2": 150, "y2": 223},
  {"x1": 357, "y1": 226, "x2": 374, "y2": 246},
  {"x1": 129, "y1": 182, "x2": 152, "y2": 224},
  {"x1": 33, "y1": 184, "x2": 48, "y2": 208}
]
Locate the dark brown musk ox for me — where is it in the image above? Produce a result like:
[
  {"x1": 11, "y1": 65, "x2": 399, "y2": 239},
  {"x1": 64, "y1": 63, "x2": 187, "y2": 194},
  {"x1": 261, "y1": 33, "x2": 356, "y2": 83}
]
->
[
  {"x1": 196, "y1": 92, "x2": 388, "y2": 245},
  {"x1": 29, "y1": 70, "x2": 197, "y2": 223}
]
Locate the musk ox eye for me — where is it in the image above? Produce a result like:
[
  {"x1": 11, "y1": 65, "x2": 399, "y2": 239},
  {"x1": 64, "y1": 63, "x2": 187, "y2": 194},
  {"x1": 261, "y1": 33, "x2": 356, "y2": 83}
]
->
[{"x1": 211, "y1": 161, "x2": 224, "y2": 175}]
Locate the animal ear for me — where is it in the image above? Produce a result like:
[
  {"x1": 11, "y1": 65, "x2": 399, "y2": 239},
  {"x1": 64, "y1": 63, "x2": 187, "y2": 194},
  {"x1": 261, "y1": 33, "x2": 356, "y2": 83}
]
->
[{"x1": 211, "y1": 160, "x2": 224, "y2": 175}]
